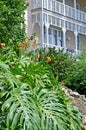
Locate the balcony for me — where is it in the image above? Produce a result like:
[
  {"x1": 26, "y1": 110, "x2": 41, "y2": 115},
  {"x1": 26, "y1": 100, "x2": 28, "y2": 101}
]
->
[
  {"x1": 32, "y1": 0, "x2": 86, "y2": 24},
  {"x1": 44, "y1": 0, "x2": 86, "y2": 24}
]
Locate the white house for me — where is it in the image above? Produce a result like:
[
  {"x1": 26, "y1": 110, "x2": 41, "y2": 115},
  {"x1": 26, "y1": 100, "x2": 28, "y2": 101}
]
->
[{"x1": 25, "y1": 0, "x2": 86, "y2": 53}]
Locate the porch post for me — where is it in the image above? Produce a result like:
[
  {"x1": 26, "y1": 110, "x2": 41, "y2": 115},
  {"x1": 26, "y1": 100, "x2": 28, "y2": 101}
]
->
[
  {"x1": 74, "y1": 0, "x2": 76, "y2": 8},
  {"x1": 41, "y1": 0, "x2": 44, "y2": 46},
  {"x1": 74, "y1": 32, "x2": 78, "y2": 52},
  {"x1": 63, "y1": 0, "x2": 65, "y2": 4},
  {"x1": 46, "y1": 24, "x2": 49, "y2": 45},
  {"x1": 62, "y1": 19, "x2": 66, "y2": 50},
  {"x1": 62, "y1": 28, "x2": 66, "y2": 49}
]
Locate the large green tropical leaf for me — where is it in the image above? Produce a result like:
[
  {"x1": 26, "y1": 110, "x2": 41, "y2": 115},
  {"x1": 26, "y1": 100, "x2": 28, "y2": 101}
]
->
[
  {"x1": 1, "y1": 85, "x2": 84, "y2": 130},
  {"x1": 0, "y1": 61, "x2": 84, "y2": 130}
]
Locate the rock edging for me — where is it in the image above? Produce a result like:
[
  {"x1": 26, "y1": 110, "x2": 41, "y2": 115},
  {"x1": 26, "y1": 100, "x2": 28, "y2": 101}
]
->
[{"x1": 62, "y1": 87, "x2": 86, "y2": 130}]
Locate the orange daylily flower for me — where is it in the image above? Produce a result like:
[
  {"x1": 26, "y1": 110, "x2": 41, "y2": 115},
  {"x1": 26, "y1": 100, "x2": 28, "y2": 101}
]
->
[
  {"x1": 46, "y1": 56, "x2": 51, "y2": 63},
  {"x1": 32, "y1": 37, "x2": 39, "y2": 46},
  {"x1": 0, "y1": 43, "x2": 5, "y2": 48},
  {"x1": 19, "y1": 42, "x2": 24, "y2": 50}
]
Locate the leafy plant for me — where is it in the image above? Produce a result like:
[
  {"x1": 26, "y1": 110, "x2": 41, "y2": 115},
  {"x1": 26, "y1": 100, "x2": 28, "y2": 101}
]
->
[
  {"x1": 0, "y1": 56, "x2": 84, "y2": 130},
  {"x1": 32, "y1": 47, "x2": 86, "y2": 96},
  {"x1": 67, "y1": 50, "x2": 86, "y2": 95},
  {"x1": 0, "y1": 0, "x2": 28, "y2": 45},
  {"x1": 32, "y1": 47, "x2": 75, "y2": 84}
]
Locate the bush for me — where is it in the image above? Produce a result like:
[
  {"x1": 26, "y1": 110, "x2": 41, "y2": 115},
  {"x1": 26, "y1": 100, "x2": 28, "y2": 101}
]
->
[
  {"x1": 67, "y1": 51, "x2": 86, "y2": 95},
  {"x1": 32, "y1": 47, "x2": 75, "y2": 84},
  {"x1": 0, "y1": 0, "x2": 27, "y2": 45},
  {"x1": 33, "y1": 47, "x2": 86, "y2": 96},
  {"x1": 0, "y1": 47, "x2": 84, "y2": 130}
]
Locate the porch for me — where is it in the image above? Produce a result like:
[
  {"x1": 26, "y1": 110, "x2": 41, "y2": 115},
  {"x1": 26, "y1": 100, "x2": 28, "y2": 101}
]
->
[{"x1": 32, "y1": 0, "x2": 86, "y2": 24}]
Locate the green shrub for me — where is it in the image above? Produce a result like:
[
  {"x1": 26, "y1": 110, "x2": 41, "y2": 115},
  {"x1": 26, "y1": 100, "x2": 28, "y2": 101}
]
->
[
  {"x1": 0, "y1": 54, "x2": 84, "y2": 130},
  {"x1": 33, "y1": 47, "x2": 75, "y2": 84},
  {"x1": 67, "y1": 50, "x2": 86, "y2": 95},
  {"x1": 33, "y1": 47, "x2": 86, "y2": 96},
  {"x1": 0, "y1": 0, "x2": 27, "y2": 45}
]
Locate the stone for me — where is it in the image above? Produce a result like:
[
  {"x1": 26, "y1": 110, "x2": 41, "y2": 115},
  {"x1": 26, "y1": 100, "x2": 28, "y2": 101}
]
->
[
  {"x1": 82, "y1": 115, "x2": 86, "y2": 126},
  {"x1": 69, "y1": 91, "x2": 80, "y2": 98},
  {"x1": 67, "y1": 89, "x2": 72, "y2": 93},
  {"x1": 84, "y1": 125, "x2": 86, "y2": 130},
  {"x1": 80, "y1": 95, "x2": 86, "y2": 101}
]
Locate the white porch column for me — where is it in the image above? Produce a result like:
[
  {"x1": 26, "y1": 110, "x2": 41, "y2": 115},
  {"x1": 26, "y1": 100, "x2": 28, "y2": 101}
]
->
[
  {"x1": 46, "y1": 23, "x2": 49, "y2": 45},
  {"x1": 41, "y1": 0, "x2": 44, "y2": 47},
  {"x1": 74, "y1": 0, "x2": 76, "y2": 8},
  {"x1": 62, "y1": 19, "x2": 66, "y2": 49},
  {"x1": 63, "y1": 0, "x2": 65, "y2": 4},
  {"x1": 74, "y1": 32, "x2": 78, "y2": 52},
  {"x1": 62, "y1": 28, "x2": 66, "y2": 49}
]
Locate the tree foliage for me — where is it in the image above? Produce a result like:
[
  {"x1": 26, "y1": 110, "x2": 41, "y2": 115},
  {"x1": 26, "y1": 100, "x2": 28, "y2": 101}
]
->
[{"x1": 0, "y1": 0, "x2": 27, "y2": 44}]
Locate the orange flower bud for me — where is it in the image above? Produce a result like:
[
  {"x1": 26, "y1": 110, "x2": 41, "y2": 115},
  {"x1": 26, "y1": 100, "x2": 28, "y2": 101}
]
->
[
  {"x1": 19, "y1": 42, "x2": 24, "y2": 50},
  {"x1": 36, "y1": 53, "x2": 40, "y2": 59},
  {"x1": 0, "y1": 43, "x2": 5, "y2": 48},
  {"x1": 24, "y1": 38, "x2": 29, "y2": 44},
  {"x1": 61, "y1": 80, "x2": 65, "y2": 86}
]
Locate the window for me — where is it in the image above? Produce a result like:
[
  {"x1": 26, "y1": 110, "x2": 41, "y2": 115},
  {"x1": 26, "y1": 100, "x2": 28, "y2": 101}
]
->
[
  {"x1": 48, "y1": 28, "x2": 63, "y2": 46},
  {"x1": 52, "y1": 17, "x2": 55, "y2": 25},
  {"x1": 77, "y1": 35, "x2": 80, "y2": 50},
  {"x1": 53, "y1": 30, "x2": 57, "y2": 45},
  {"x1": 48, "y1": 28, "x2": 52, "y2": 44},
  {"x1": 48, "y1": 15, "x2": 52, "y2": 24},
  {"x1": 58, "y1": 30, "x2": 63, "y2": 46}
]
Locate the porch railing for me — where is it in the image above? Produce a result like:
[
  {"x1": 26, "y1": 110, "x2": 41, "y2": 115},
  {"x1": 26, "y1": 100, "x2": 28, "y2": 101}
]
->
[
  {"x1": 32, "y1": 0, "x2": 86, "y2": 24},
  {"x1": 43, "y1": 43, "x2": 78, "y2": 54},
  {"x1": 32, "y1": 0, "x2": 41, "y2": 9}
]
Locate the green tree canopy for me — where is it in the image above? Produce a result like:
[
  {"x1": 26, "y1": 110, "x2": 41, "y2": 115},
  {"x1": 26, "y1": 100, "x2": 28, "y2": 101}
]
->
[{"x1": 0, "y1": 0, "x2": 27, "y2": 45}]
